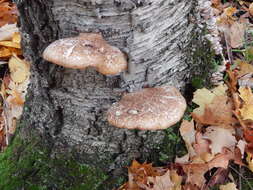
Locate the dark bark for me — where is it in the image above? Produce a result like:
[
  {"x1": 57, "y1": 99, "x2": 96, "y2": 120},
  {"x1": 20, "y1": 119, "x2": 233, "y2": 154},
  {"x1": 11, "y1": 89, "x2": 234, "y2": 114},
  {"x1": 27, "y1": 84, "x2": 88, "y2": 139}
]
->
[{"x1": 14, "y1": 0, "x2": 201, "y2": 174}]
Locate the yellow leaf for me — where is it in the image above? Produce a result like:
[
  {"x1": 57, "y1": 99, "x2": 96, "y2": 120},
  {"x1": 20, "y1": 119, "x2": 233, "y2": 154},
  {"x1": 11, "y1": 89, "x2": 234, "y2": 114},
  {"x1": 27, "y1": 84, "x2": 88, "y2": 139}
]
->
[
  {"x1": 247, "y1": 153, "x2": 253, "y2": 172},
  {"x1": 170, "y1": 170, "x2": 182, "y2": 190},
  {"x1": 0, "y1": 46, "x2": 21, "y2": 58},
  {"x1": 192, "y1": 88, "x2": 215, "y2": 115},
  {"x1": 192, "y1": 84, "x2": 228, "y2": 115},
  {"x1": 219, "y1": 183, "x2": 238, "y2": 190},
  {"x1": 249, "y1": 3, "x2": 253, "y2": 16},
  {"x1": 8, "y1": 55, "x2": 30, "y2": 83},
  {"x1": 237, "y1": 60, "x2": 253, "y2": 77},
  {"x1": 240, "y1": 105, "x2": 253, "y2": 120},
  {"x1": 224, "y1": 7, "x2": 237, "y2": 18},
  {"x1": 10, "y1": 90, "x2": 24, "y2": 105},
  {"x1": 12, "y1": 32, "x2": 20, "y2": 44},
  {"x1": 239, "y1": 87, "x2": 253, "y2": 120},
  {"x1": 0, "y1": 41, "x2": 20, "y2": 49}
]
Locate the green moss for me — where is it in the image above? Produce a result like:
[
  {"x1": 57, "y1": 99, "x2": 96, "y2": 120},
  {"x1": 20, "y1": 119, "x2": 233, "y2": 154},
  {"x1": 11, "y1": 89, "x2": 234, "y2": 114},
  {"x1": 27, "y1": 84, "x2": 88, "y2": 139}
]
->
[
  {"x1": 188, "y1": 28, "x2": 221, "y2": 89},
  {"x1": 158, "y1": 124, "x2": 187, "y2": 163},
  {"x1": 0, "y1": 134, "x2": 108, "y2": 190}
]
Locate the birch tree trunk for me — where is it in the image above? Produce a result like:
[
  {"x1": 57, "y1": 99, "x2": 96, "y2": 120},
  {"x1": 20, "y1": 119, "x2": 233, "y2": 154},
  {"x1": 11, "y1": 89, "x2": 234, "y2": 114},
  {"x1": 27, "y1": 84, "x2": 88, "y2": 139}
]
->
[{"x1": 3, "y1": 0, "x2": 212, "y2": 188}]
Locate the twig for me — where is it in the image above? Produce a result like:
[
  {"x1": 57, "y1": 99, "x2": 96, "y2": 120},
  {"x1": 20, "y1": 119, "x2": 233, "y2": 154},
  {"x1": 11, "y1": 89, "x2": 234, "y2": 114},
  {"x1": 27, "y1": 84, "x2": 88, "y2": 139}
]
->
[{"x1": 224, "y1": 31, "x2": 233, "y2": 65}]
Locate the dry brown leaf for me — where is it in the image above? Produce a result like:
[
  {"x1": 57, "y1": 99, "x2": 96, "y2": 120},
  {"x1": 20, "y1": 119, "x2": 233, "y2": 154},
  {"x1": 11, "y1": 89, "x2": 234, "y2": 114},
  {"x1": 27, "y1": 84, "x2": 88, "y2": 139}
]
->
[
  {"x1": 0, "y1": 24, "x2": 18, "y2": 41},
  {"x1": 203, "y1": 126, "x2": 236, "y2": 155},
  {"x1": 193, "y1": 132, "x2": 211, "y2": 162},
  {"x1": 217, "y1": 7, "x2": 237, "y2": 26},
  {"x1": 226, "y1": 22, "x2": 245, "y2": 48},
  {"x1": 211, "y1": 0, "x2": 221, "y2": 7},
  {"x1": 128, "y1": 160, "x2": 163, "y2": 189},
  {"x1": 179, "y1": 120, "x2": 196, "y2": 158},
  {"x1": 237, "y1": 140, "x2": 246, "y2": 158},
  {"x1": 0, "y1": 1, "x2": 18, "y2": 27},
  {"x1": 219, "y1": 183, "x2": 238, "y2": 190},
  {"x1": 238, "y1": 87, "x2": 253, "y2": 120},
  {"x1": 244, "y1": 128, "x2": 253, "y2": 144},
  {"x1": 9, "y1": 90, "x2": 24, "y2": 105},
  {"x1": 8, "y1": 55, "x2": 30, "y2": 83},
  {"x1": 206, "y1": 168, "x2": 229, "y2": 188},
  {"x1": 192, "y1": 95, "x2": 235, "y2": 126},
  {"x1": 249, "y1": 3, "x2": 253, "y2": 16},
  {"x1": 227, "y1": 70, "x2": 238, "y2": 93},
  {"x1": 237, "y1": 60, "x2": 253, "y2": 78},
  {"x1": 0, "y1": 46, "x2": 21, "y2": 58},
  {"x1": 170, "y1": 170, "x2": 182, "y2": 190},
  {"x1": 192, "y1": 84, "x2": 227, "y2": 116},
  {"x1": 246, "y1": 153, "x2": 253, "y2": 172},
  {"x1": 0, "y1": 41, "x2": 20, "y2": 48},
  {"x1": 145, "y1": 170, "x2": 174, "y2": 190},
  {"x1": 12, "y1": 32, "x2": 20, "y2": 43},
  {"x1": 183, "y1": 150, "x2": 233, "y2": 188}
]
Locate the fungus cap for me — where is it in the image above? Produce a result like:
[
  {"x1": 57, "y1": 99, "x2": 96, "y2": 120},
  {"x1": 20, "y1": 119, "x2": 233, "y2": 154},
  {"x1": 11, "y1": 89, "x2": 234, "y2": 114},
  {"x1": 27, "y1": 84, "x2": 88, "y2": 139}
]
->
[
  {"x1": 107, "y1": 86, "x2": 187, "y2": 130},
  {"x1": 42, "y1": 33, "x2": 127, "y2": 75}
]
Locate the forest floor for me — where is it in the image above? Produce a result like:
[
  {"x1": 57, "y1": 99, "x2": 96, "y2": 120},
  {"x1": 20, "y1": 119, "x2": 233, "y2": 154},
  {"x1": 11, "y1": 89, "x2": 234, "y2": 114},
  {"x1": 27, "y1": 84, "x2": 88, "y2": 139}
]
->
[{"x1": 0, "y1": 0, "x2": 253, "y2": 190}]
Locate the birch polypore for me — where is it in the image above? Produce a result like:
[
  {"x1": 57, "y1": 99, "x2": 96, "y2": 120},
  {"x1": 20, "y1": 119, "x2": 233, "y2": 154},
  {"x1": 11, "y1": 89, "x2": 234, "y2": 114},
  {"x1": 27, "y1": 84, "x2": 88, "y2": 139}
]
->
[
  {"x1": 107, "y1": 86, "x2": 187, "y2": 130},
  {"x1": 42, "y1": 33, "x2": 127, "y2": 75}
]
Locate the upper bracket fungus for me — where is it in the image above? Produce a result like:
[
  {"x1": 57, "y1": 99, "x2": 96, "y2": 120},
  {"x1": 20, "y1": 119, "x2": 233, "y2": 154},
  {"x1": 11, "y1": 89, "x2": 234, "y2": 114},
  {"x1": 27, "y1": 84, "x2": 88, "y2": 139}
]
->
[
  {"x1": 107, "y1": 86, "x2": 187, "y2": 130},
  {"x1": 42, "y1": 33, "x2": 127, "y2": 75}
]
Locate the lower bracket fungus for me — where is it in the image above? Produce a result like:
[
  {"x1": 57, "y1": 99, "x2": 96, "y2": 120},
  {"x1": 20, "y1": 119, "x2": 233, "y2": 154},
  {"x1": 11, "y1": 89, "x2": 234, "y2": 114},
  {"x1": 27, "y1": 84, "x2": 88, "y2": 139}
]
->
[
  {"x1": 107, "y1": 86, "x2": 187, "y2": 130},
  {"x1": 42, "y1": 33, "x2": 127, "y2": 75}
]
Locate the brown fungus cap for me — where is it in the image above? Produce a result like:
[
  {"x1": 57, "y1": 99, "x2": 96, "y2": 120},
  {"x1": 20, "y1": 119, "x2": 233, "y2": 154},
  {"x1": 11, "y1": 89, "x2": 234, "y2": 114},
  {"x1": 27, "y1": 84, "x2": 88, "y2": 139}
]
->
[
  {"x1": 107, "y1": 86, "x2": 187, "y2": 130},
  {"x1": 42, "y1": 33, "x2": 127, "y2": 75}
]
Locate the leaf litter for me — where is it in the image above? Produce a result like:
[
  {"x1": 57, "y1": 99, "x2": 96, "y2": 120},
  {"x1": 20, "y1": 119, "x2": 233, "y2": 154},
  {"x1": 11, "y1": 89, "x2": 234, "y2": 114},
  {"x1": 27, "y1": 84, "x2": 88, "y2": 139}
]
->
[
  {"x1": 0, "y1": 0, "x2": 252, "y2": 189},
  {"x1": 0, "y1": 0, "x2": 29, "y2": 150},
  {"x1": 119, "y1": 0, "x2": 253, "y2": 189}
]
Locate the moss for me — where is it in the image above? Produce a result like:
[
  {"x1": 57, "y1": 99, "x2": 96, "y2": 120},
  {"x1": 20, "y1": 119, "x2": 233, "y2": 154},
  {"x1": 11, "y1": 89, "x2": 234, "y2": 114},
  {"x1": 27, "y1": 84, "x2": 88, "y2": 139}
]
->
[
  {"x1": 0, "y1": 134, "x2": 108, "y2": 190},
  {"x1": 186, "y1": 26, "x2": 222, "y2": 90},
  {"x1": 158, "y1": 124, "x2": 187, "y2": 163}
]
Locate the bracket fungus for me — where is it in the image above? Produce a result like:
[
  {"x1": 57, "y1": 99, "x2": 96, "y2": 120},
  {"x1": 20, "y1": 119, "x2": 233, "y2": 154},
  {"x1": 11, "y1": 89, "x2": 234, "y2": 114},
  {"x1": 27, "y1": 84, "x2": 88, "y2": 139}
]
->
[
  {"x1": 42, "y1": 33, "x2": 127, "y2": 75},
  {"x1": 107, "y1": 86, "x2": 187, "y2": 130}
]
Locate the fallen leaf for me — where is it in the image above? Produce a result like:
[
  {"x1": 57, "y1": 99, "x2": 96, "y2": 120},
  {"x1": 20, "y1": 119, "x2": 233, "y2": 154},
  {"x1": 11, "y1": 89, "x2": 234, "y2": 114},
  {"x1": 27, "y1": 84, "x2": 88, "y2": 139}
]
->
[
  {"x1": 217, "y1": 7, "x2": 237, "y2": 26},
  {"x1": 128, "y1": 160, "x2": 164, "y2": 189},
  {"x1": 12, "y1": 32, "x2": 20, "y2": 43},
  {"x1": 237, "y1": 140, "x2": 247, "y2": 158},
  {"x1": 237, "y1": 60, "x2": 253, "y2": 78},
  {"x1": 244, "y1": 128, "x2": 253, "y2": 143},
  {"x1": 179, "y1": 120, "x2": 196, "y2": 158},
  {"x1": 170, "y1": 170, "x2": 182, "y2": 190},
  {"x1": 193, "y1": 132, "x2": 211, "y2": 162},
  {"x1": 0, "y1": 46, "x2": 21, "y2": 58},
  {"x1": 226, "y1": 22, "x2": 245, "y2": 48},
  {"x1": 0, "y1": 1, "x2": 18, "y2": 27},
  {"x1": 249, "y1": 3, "x2": 253, "y2": 16},
  {"x1": 145, "y1": 170, "x2": 174, "y2": 190},
  {"x1": 211, "y1": 0, "x2": 221, "y2": 7},
  {"x1": 246, "y1": 153, "x2": 253, "y2": 172},
  {"x1": 0, "y1": 24, "x2": 18, "y2": 41},
  {"x1": 8, "y1": 55, "x2": 30, "y2": 83},
  {"x1": 238, "y1": 87, "x2": 253, "y2": 120},
  {"x1": 0, "y1": 41, "x2": 20, "y2": 48},
  {"x1": 206, "y1": 168, "x2": 229, "y2": 188},
  {"x1": 192, "y1": 88, "x2": 215, "y2": 115},
  {"x1": 192, "y1": 84, "x2": 228, "y2": 116},
  {"x1": 192, "y1": 95, "x2": 235, "y2": 126},
  {"x1": 203, "y1": 126, "x2": 236, "y2": 155},
  {"x1": 183, "y1": 149, "x2": 233, "y2": 188},
  {"x1": 219, "y1": 182, "x2": 238, "y2": 190}
]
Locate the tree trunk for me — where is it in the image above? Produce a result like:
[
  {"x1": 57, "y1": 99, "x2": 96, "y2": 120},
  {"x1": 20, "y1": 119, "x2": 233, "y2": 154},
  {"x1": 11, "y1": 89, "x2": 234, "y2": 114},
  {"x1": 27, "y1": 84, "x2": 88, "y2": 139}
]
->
[{"x1": 2, "y1": 0, "x2": 213, "y2": 188}]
